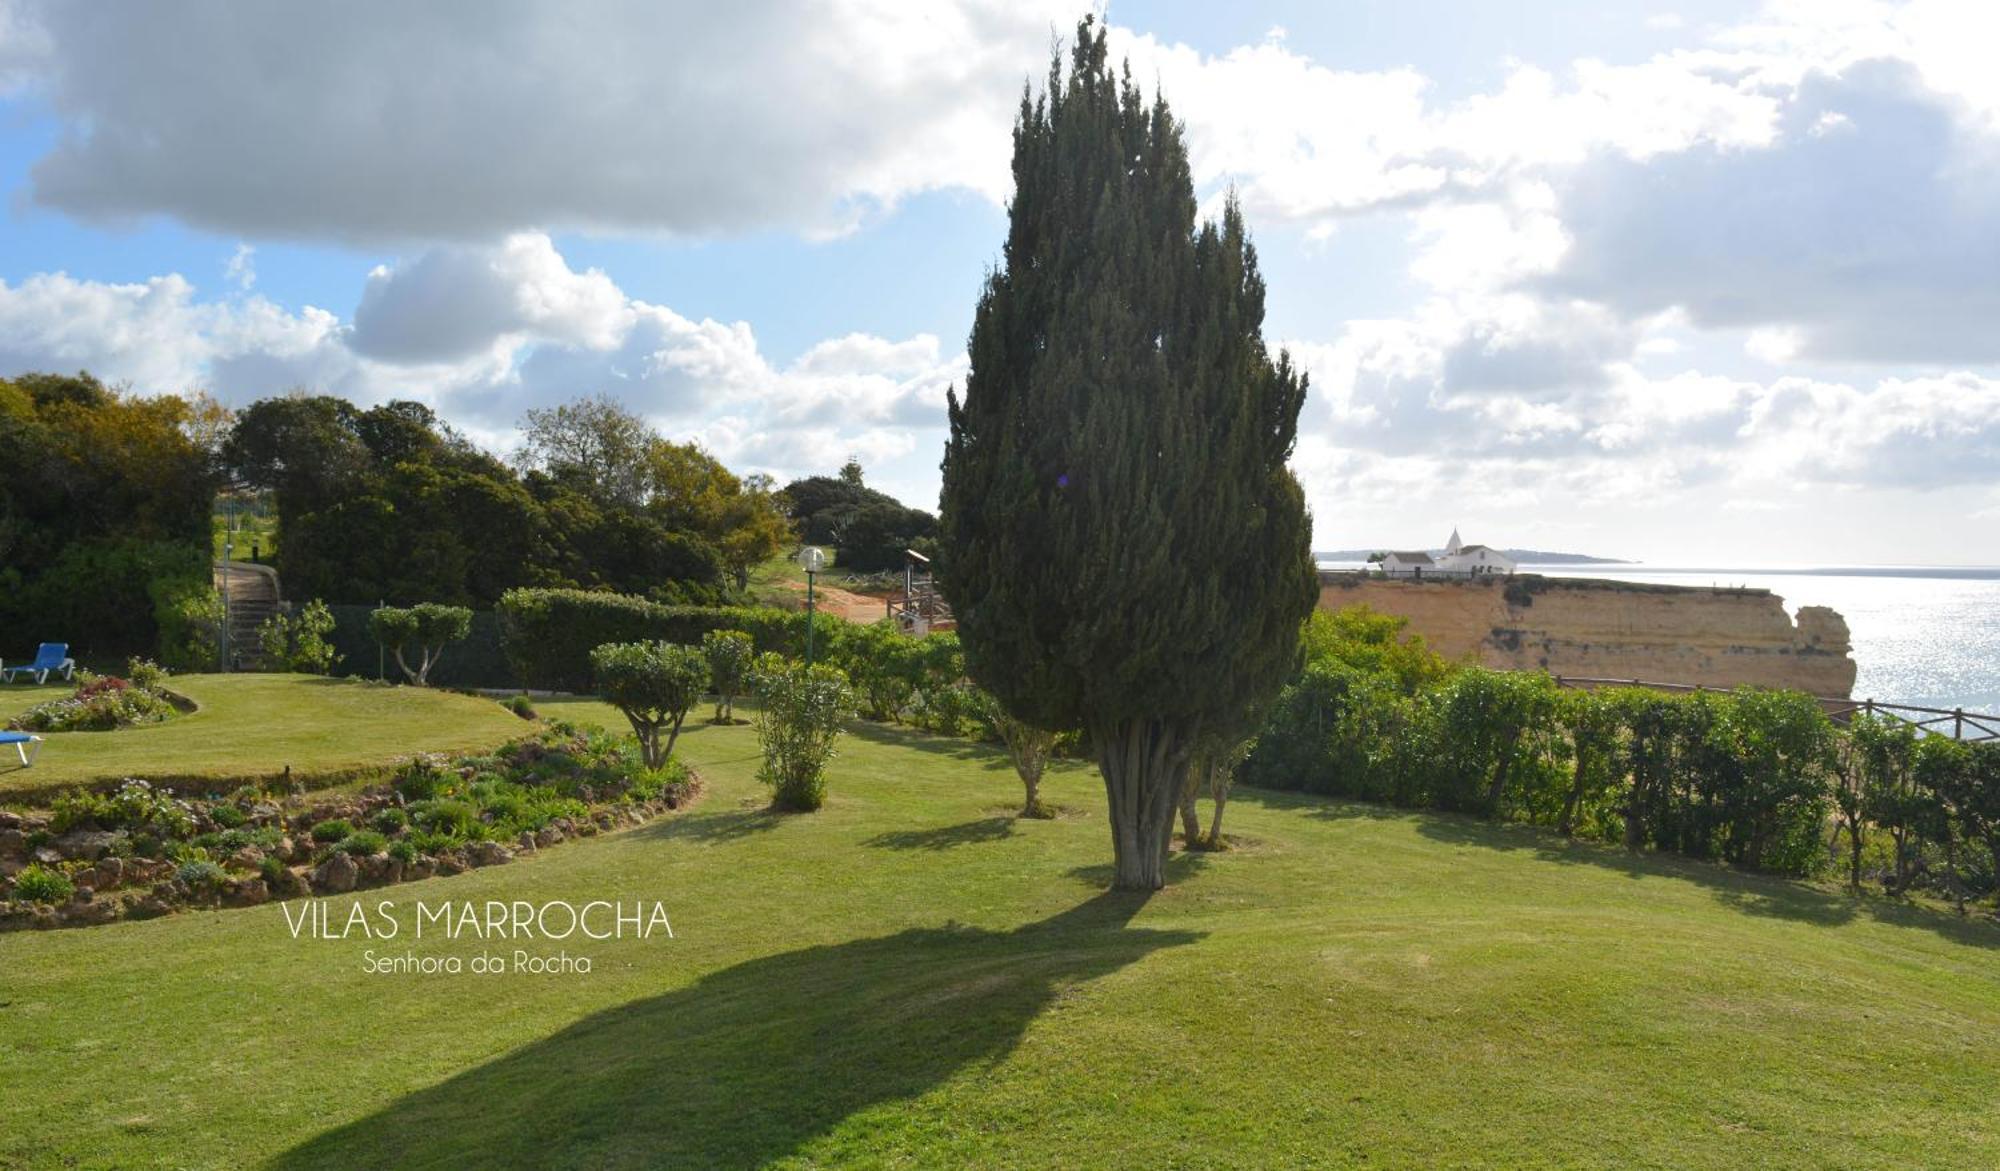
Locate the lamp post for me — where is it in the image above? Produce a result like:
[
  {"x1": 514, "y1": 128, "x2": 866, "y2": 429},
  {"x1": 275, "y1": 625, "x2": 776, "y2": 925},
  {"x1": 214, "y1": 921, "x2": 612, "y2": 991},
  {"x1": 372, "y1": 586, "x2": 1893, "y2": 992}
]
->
[
  {"x1": 801, "y1": 546, "x2": 827, "y2": 669},
  {"x1": 220, "y1": 494, "x2": 235, "y2": 672}
]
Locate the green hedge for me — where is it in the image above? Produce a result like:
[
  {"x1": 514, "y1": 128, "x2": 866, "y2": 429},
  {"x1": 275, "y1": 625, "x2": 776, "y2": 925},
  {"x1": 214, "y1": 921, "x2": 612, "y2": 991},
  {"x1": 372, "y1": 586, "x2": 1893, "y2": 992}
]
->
[{"x1": 497, "y1": 589, "x2": 854, "y2": 692}]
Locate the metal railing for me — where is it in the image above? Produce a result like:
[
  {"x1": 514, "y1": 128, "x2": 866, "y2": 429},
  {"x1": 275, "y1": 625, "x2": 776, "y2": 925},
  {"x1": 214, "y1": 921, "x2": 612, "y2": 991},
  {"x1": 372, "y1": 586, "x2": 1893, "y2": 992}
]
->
[{"x1": 1551, "y1": 675, "x2": 1999, "y2": 742}]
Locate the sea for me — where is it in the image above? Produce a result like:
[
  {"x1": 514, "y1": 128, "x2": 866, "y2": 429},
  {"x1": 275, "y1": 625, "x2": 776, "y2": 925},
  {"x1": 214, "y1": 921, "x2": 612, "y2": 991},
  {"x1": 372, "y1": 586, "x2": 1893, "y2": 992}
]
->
[{"x1": 1315, "y1": 561, "x2": 2000, "y2": 715}]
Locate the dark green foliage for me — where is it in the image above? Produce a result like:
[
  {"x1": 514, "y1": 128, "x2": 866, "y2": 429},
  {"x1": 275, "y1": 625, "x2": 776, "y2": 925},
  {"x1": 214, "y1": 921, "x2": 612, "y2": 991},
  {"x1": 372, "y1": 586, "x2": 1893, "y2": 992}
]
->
[
  {"x1": 497, "y1": 589, "x2": 849, "y2": 692},
  {"x1": 938, "y1": 21, "x2": 1316, "y2": 888},
  {"x1": 589, "y1": 641, "x2": 709, "y2": 769},
  {"x1": 778, "y1": 465, "x2": 936, "y2": 570},
  {"x1": 370, "y1": 807, "x2": 409, "y2": 834},
  {"x1": 505, "y1": 694, "x2": 538, "y2": 720},
  {"x1": 1243, "y1": 648, "x2": 1854, "y2": 879},
  {"x1": 831, "y1": 500, "x2": 939, "y2": 572},
  {"x1": 224, "y1": 394, "x2": 730, "y2": 607},
  {"x1": 0, "y1": 373, "x2": 218, "y2": 659}
]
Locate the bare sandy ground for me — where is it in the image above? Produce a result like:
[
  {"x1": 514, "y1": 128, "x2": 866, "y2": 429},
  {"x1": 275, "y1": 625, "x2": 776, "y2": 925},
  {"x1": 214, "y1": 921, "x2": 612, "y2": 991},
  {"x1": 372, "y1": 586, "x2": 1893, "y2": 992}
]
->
[{"x1": 780, "y1": 580, "x2": 894, "y2": 624}]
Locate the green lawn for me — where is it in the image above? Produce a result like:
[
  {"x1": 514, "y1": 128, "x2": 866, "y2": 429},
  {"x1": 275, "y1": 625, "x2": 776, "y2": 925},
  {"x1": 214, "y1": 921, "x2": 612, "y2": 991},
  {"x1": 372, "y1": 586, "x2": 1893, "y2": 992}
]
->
[
  {"x1": 0, "y1": 674, "x2": 527, "y2": 801},
  {"x1": 3, "y1": 711, "x2": 1998, "y2": 1168}
]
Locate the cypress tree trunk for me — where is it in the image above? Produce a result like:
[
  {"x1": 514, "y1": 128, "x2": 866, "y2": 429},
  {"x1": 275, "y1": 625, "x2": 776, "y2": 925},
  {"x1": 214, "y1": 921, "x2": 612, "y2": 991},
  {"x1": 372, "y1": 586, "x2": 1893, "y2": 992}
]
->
[{"x1": 1099, "y1": 718, "x2": 1197, "y2": 889}]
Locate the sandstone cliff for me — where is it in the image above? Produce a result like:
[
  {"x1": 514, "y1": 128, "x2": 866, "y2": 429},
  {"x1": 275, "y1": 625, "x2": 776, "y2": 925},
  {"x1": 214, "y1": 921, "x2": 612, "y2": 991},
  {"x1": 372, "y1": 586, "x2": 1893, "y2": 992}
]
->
[{"x1": 1320, "y1": 573, "x2": 1857, "y2": 696}]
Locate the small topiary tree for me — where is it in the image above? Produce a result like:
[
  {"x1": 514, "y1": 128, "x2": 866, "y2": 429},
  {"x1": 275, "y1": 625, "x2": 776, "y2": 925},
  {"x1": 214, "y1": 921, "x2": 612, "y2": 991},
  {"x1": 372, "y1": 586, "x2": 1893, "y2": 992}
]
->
[
  {"x1": 368, "y1": 602, "x2": 473, "y2": 686},
  {"x1": 258, "y1": 598, "x2": 342, "y2": 674},
  {"x1": 751, "y1": 654, "x2": 850, "y2": 812},
  {"x1": 974, "y1": 688, "x2": 1058, "y2": 818},
  {"x1": 701, "y1": 629, "x2": 755, "y2": 724},
  {"x1": 589, "y1": 641, "x2": 709, "y2": 770}
]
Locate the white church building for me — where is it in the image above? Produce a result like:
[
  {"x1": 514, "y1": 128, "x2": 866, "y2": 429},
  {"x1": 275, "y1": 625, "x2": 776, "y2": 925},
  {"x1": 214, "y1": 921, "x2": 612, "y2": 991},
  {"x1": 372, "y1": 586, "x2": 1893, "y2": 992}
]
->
[{"x1": 1380, "y1": 529, "x2": 1518, "y2": 579}]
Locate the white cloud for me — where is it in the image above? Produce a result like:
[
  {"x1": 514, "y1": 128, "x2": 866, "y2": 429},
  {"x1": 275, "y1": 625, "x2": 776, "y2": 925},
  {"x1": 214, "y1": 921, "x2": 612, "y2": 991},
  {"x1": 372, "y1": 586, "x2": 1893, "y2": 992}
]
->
[
  {"x1": 0, "y1": 235, "x2": 961, "y2": 498},
  {"x1": 1546, "y1": 59, "x2": 2000, "y2": 363},
  {"x1": 350, "y1": 234, "x2": 630, "y2": 363},
  {"x1": 9, "y1": 0, "x2": 1075, "y2": 242}
]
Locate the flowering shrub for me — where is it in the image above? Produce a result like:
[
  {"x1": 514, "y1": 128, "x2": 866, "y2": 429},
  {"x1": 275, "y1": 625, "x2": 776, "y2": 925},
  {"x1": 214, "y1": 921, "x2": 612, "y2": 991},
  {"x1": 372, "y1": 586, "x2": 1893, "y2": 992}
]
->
[
  {"x1": 9, "y1": 661, "x2": 178, "y2": 733},
  {"x1": 50, "y1": 779, "x2": 196, "y2": 838}
]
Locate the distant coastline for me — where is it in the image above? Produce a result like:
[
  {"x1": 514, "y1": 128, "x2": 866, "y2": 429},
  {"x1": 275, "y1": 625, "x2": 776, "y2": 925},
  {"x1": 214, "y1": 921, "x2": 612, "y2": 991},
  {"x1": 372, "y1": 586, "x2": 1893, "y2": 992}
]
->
[{"x1": 1314, "y1": 548, "x2": 1632, "y2": 565}]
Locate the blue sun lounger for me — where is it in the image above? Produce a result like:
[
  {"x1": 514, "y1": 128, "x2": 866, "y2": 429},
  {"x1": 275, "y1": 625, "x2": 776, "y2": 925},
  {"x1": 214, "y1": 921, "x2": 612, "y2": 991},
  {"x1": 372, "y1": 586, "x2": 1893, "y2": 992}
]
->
[
  {"x1": 1, "y1": 643, "x2": 75, "y2": 685},
  {"x1": 0, "y1": 732, "x2": 43, "y2": 767}
]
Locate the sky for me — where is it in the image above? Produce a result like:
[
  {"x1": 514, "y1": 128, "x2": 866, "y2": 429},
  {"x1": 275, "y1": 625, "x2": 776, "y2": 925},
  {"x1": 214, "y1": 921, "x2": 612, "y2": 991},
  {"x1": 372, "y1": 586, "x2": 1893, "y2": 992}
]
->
[{"x1": 0, "y1": 1, "x2": 1996, "y2": 565}]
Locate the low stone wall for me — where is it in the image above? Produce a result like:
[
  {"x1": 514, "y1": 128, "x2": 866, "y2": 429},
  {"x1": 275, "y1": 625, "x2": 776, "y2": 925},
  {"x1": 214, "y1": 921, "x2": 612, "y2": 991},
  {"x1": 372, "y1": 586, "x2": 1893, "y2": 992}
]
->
[{"x1": 1320, "y1": 572, "x2": 1857, "y2": 696}]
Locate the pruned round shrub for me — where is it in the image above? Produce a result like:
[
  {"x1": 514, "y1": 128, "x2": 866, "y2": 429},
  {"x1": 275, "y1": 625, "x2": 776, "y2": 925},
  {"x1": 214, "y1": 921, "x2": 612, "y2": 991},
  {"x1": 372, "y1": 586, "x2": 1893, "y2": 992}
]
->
[
  {"x1": 337, "y1": 830, "x2": 388, "y2": 857},
  {"x1": 590, "y1": 640, "x2": 708, "y2": 770},
  {"x1": 370, "y1": 807, "x2": 409, "y2": 834},
  {"x1": 308, "y1": 818, "x2": 355, "y2": 844},
  {"x1": 387, "y1": 839, "x2": 419, "y2": 864},
  {"x1": 12, "y1": 863, "x2": 74, "y2": 904}
]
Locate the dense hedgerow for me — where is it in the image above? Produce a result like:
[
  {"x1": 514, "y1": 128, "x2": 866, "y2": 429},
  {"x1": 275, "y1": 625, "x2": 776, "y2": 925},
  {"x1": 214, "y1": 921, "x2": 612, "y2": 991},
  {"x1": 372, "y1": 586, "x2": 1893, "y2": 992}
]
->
[
  {"x1": 1241, "y1": 605, "x2": 2000, "y2": 889},
  {"x1": 497, "y1": 589, "x2": 853, "y2": 692}
]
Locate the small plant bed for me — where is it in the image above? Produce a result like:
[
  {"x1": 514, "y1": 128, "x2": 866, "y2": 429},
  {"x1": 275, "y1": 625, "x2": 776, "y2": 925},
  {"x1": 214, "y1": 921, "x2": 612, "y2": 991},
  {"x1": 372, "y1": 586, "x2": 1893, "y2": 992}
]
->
[
  {"x1": 5, "y1": 659, "x2": 190, "y2": 733},
  {"x1": 0, "y1": 673, "x2": 529, "y2": 802},
  {"x1": 0, "y1": 722, "x2": 700, "y2": 932}
]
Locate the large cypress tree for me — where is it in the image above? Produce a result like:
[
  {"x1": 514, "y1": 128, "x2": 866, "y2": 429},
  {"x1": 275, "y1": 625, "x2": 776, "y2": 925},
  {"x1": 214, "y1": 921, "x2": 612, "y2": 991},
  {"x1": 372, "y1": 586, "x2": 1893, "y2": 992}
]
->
[{"x1": 939, "y1": 19, "x2": 1316, "y2": 890}]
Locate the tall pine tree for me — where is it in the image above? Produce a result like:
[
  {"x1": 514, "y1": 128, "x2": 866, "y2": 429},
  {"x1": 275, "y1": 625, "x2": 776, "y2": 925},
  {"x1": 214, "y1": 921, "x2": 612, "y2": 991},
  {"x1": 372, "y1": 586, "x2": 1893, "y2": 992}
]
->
[{"x1": 939, "y1": 19, "x2": 1316, "y2": 890}]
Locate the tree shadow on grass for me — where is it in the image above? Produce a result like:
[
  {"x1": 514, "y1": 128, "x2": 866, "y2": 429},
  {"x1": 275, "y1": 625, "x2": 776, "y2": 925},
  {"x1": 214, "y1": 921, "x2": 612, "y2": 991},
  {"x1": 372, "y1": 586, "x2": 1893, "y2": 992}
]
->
[
  {"x1": 1229, "y1": 785, "x2": 1998, "y2": 949},
  {"x1": 1412, "y1": 804, "x2": 2000, "y2": 950},
  {"x1": 842, "y1": 719, "x2": 1014, "y2": 770},
  {"x1": 864, "y1": 815, "x2": 1018, "y2": 851},
  {"x1": 1066, "y1": 851, "x2": 1211, "y2": 890},
  {"x1": 266, "y1": 893, "x2": 1199, "y2": 1170},
  {"x1": 635, "y1": 804, "x2": 787, "y2": 846}
]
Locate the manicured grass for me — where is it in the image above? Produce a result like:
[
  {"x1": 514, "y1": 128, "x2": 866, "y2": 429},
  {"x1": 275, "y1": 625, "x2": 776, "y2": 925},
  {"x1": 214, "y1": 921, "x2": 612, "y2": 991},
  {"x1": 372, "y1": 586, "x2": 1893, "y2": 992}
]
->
[
  {"x1": 3, "y1": 714, "x2": 1998, "y2": 1168},
  {"x1": 0, "y1": 674, "x2": 527, "y2": 801}
]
